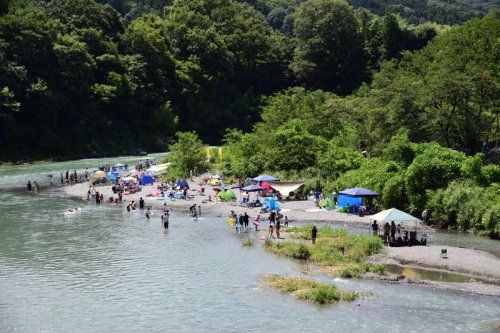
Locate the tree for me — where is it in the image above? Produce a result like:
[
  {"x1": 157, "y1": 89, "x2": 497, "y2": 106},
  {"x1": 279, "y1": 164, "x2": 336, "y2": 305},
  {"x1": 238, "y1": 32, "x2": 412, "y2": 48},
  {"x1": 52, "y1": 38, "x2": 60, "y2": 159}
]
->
[
  {"x1": 166, "y1": 131, "x2": 207, "y2": 178},
  {"x1": 291, "y1": 0, "x2": 366, "y2": 94}
]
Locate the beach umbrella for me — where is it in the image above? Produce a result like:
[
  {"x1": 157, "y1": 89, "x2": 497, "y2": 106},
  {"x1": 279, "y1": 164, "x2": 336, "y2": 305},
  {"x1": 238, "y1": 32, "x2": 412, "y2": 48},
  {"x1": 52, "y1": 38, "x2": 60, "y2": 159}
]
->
[
  {"x1": 339, "y1": 187, "x2": 379, "y2": 197},
  {"x1": 114, "y1": 163, "x2": 125, "y2": 168},
  {"x1": 231, "y1": 183, "x2": 243, "y2": 189},
  {"x1": 241, "y1": 184, "x2": 266, "y2": 192},
  {"x1": 252, "y1": 174, "x2": 279, "y2": 182}
]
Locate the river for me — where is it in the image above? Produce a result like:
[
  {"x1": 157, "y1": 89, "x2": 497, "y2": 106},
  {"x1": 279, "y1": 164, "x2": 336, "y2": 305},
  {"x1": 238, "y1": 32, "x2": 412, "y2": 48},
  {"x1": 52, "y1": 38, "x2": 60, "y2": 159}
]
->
[{"x1": 0, "y1": 156, "x2": 499, "y2": 332}]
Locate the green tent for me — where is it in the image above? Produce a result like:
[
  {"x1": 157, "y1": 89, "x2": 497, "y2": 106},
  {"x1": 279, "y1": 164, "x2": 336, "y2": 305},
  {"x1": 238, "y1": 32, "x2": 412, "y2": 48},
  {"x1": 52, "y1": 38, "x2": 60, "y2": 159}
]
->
[
  {"x1": 217, "y1": 189, "x2": 237, "y2": 201},
  {"x1": 319, "y1": 197, "x2": 335, "y2": 210}
]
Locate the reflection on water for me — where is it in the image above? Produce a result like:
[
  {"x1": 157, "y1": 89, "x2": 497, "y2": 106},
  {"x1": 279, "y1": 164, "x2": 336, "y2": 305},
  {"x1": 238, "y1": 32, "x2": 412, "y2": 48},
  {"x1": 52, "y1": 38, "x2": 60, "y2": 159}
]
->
[{"x1": 1, "y1": 157, "x2": 500, "y2": 332}]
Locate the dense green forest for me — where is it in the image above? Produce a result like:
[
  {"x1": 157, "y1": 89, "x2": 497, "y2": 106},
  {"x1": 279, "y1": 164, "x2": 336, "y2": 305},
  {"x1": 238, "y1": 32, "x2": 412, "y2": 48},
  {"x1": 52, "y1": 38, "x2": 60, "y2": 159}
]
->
[
  {"x1": 163, "y1": 11, "x2": 498, "y2": 235},
  {"x1": 0, "y1": 0, "x2": 446, "y2": 160}
]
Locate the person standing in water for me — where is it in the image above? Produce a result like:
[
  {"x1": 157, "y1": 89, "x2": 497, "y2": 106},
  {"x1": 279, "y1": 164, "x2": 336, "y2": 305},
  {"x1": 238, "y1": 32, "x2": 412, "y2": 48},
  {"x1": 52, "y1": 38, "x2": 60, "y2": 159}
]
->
[
  {"x1": 95, "y1": 191, "x2": 101, "y2": 205},
  {"x1": 60, "y1": 173, "x2": 64, "y2": 186},
  {"x1": 146, "y1": 208, "x2": 151, "y2": 220},
  {"x1": 27, "y1": 181, "x2": 32, "y2": 192},
  {"x1": 161, "y1": 211, "x2": 169, "y2": 229},
  {"x1": 243, "y1": 212, "x2": 249, "y2": 229},
  {"x1": 139, "y1": 197, "x2": 145, "y2": 210},
  {"x1": 253, "y1": 215, "x2": 260, "y2": 232}
]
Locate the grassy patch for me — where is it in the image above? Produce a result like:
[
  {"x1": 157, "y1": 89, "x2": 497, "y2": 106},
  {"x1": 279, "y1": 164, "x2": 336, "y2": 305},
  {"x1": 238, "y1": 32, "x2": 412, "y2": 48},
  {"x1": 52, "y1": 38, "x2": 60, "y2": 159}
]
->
[
  {"x1": 242, "y1": 237, "x2": 254, "y2": 247},
  {"x1": 264, "y1": 226, "x2": 385, "y2": 278},
  {"x1": 262, "y1": 275, "x2": 358, "y2": 305}
]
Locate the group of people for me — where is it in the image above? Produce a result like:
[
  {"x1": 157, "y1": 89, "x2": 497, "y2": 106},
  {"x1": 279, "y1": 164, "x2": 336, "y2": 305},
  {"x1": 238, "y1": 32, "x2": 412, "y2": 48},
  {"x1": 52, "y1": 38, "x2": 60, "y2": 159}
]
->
[
  {"x1": 26, "y1": 180, "x2": 40, "y2": 192},
  {"x1": 230, "y1": 210, "x2": 290, "y2": 238},
  {"x1": 371, "y1": 220, "x2": 406, "y2": 243},
  {"x1": 267, "y1": 210, "x2": 289, "y2": 239}
]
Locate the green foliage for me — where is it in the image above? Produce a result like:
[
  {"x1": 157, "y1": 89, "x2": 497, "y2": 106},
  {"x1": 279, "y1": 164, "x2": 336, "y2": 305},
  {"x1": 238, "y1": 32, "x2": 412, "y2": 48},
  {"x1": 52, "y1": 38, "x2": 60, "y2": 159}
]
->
[
  {"x1": 166, "y1": 131, "x2": 207, "y2": 178},
  {"x1": 426, "y1": 181, "x2": 499, "y2": 235},
  {"x1": 292, "y1": 0, "x2": 366, "y2": 94},
  {"x1": 272, "y1": 226, "x2": 384, "y2": 265},
  {"x1": 337, "y1": 262, "x2": 385, "y2": 278},
  {"x1": 242, "y1": 237, "x2": 255, "y2": 247},
  {"x1": 349, "y1": 0, "x2": 485, "y2": 25},
  {"x1": 405, "y1": 143, "x2": 467, "y2": 209},
  {"x1": 262, "y1": 275, "x2": 359, "y2": 304}
]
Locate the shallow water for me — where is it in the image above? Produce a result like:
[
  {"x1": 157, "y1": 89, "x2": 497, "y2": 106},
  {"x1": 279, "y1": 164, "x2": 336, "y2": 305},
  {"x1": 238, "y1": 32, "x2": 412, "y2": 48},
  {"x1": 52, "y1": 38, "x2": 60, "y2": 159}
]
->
[{"x1": 0, "y1": 158, "x2": 499, "y2": 332}]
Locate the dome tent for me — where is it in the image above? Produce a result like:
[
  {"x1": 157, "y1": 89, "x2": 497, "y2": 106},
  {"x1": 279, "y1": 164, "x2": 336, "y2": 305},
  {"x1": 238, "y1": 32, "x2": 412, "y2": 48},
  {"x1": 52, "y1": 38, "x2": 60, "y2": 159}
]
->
[
  {"x1": 174, "y1": 178, "x2": 189, "y2": 190},
  {"x1": 141, "y1": 174, "x2": 154, "y2": 185},
  {"x1": 88, "y1": 171, "x2": 110, "y2": 186},
  {"x1": 319, "y1": 197, "x2": 335, "y2": 210},
  {"x1": 217, "y1": 189, "x2": 236, "y2": 201}
]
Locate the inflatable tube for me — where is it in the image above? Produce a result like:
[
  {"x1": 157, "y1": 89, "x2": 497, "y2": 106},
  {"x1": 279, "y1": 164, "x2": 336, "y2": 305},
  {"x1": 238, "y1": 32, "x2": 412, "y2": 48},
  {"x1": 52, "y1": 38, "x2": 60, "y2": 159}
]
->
[{"x1": 227, "y1": 218, "x2": 236, "y2": 227}]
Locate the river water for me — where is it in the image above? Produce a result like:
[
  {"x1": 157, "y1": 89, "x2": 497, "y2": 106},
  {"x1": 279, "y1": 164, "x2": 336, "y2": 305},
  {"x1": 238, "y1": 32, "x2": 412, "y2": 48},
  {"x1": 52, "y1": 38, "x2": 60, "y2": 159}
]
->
[{"x1": 0, "y1": 157, "x2": 499, "y2": 332}]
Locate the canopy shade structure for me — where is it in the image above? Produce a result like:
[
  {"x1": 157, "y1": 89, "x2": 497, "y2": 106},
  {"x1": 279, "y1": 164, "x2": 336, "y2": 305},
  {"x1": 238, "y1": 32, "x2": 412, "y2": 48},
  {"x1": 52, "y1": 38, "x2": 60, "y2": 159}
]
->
[
  {"x1": 339, "y1": 187, "x2": 379, "y2": 197},
  {"x1": 241, "y1": 184, "x2": 266, "y2": 192},
  {"x1": 252, "y1": 174, "x2": 279, "y2": 182},
  {"x1": 268, "y1": 181, "x2": 306, "y2": 196},
  {"x1": 370, "y1": 208, "x2": 421, "y2": 223},
  {"x1": 141, "y1": 174, "x2": 154, "y2": 185}
]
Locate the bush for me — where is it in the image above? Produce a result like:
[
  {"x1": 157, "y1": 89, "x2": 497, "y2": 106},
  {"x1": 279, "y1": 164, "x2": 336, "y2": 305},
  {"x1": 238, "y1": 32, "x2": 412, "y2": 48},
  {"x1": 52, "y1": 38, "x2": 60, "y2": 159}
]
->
[
  {"x1": 262, "y1": 275, "x2": 358, "y2": 304},
  {"x1": 406, "y1": 143, "x2": 467, "y2": 209},
  {"x1": 242, "y1": 237, "x2": 254, "y2": 247}
]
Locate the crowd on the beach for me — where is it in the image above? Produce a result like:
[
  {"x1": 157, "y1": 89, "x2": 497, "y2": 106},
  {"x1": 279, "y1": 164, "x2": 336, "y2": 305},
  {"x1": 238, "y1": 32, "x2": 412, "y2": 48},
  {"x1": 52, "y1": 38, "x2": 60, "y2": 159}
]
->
[{"x1": 229, "y1": 209, "x2": 291, "y2": 239}]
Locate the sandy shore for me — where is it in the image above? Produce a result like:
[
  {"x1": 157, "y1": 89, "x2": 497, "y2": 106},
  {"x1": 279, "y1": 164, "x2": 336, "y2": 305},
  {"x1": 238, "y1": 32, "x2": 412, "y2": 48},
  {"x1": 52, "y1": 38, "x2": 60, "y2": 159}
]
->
[
  {"x1": 62, "y1": 176, "x2": 378, "y2": 226},
  {"x1": 373, "y1": 245, "x2": 500, "y2": 280}
]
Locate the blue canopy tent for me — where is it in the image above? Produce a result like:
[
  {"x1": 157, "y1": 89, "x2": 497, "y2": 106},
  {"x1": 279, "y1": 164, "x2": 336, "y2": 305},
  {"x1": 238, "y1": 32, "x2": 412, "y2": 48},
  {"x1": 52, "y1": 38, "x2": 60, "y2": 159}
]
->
[
  {"x1": 263, "y1": 197, "x2": 281, "y2": 211},
  {"x1": 174, "y1": 178, "x2": 189, "y2": 189},
  {"x1": 339, "y1": 187, "x2": 379, "y2": 197},
  {"x1": 141, "y1": 174, "x2": 154, "y2": 185},
  {"x1": 338, "y1": 187, "x2": 380, "y2": 212},
  {"x1": 252, "y1": 174, "x2": 280, "y2": 183},
  {"x1": 241, "y1": 184, "x2": 266, "y2": 192}
]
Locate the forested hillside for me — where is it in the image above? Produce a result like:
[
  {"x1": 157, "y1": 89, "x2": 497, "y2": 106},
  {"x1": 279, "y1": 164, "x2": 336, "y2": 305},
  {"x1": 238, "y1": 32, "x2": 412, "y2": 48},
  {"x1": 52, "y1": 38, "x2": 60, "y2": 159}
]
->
[
  {"x1": 218, "y1": 12, "x2": 499, "y2": 235},
  {"x1": 0, "y1": 0, "x2": 446, "y2": 160}
]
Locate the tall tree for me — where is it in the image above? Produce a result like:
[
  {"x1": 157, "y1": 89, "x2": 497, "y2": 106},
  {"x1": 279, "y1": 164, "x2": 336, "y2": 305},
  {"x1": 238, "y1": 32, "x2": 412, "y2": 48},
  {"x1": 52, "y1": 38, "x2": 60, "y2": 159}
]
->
[{"x1": 291, "y1": 0, "x2": 366, "y2": 94}]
